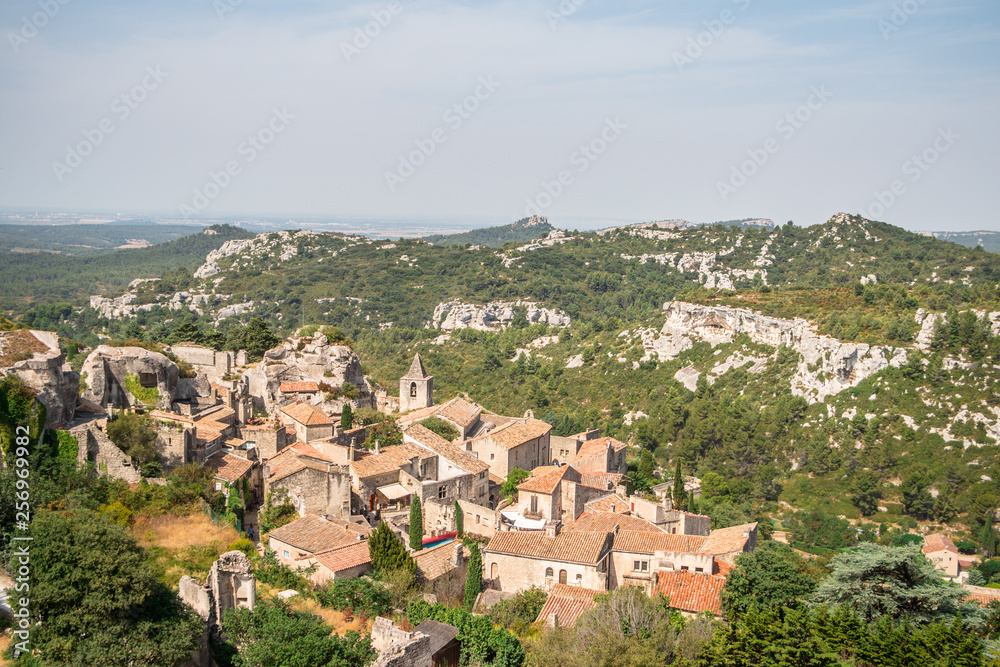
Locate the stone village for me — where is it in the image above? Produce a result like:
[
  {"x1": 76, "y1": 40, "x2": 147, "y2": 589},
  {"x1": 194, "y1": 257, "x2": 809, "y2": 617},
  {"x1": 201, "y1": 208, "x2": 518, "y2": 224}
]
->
[{"x1": 1, "y1": 325, "x2": 977, "y2": 666}]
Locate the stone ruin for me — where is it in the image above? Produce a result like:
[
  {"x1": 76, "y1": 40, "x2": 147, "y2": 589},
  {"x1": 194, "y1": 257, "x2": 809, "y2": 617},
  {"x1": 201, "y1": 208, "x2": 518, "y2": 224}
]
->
[
  {"x1": 370, "y1": 617, "x2": 433, "y2": 667},
  {"x1": 179, "y1": 550, "x2": 257, "y2": 666}
]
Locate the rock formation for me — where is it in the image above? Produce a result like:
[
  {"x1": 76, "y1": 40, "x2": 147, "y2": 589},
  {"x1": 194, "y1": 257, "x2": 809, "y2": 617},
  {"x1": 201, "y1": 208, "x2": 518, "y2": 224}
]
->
[
  {"x1": 80, "y1": 345, "x2": 190, "y2": 410},
  {"x1": 0, "y1": 330, "x2": 79, "y2": 428},
  {"x1": 648, "y1": 302, "x2": 907, "y2": 403},
  {"x1": 430, "y1": 300, "x2": 571, "y2": 331},
  {"x1": 242, "y1": 333, "x2": 374, "y2": 415}
]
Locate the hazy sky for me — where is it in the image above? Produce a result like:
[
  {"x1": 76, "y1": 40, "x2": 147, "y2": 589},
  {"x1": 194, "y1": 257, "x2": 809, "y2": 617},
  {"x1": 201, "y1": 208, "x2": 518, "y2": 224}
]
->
[{"x1": 1, "y1": 0, "x2": 998, "y2": 231}]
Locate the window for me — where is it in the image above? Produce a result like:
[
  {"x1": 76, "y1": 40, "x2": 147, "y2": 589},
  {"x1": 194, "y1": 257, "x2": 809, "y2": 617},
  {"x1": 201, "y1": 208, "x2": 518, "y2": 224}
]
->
[
  {"x1": 695, "y1": 567, "x2": 704, "y2": 573},
  {"x1": 671, "y1": 527, "x2": 677, "y2": 534},
  {"x1": 438, "y1": 486, "x2": 446, "y2": 499},
  {"x1": 138, "y1": 372, "x2": 157, "y2": 388},
  {"x1": 559, "y1": 570, "x2": 567, "y2": 584},
  {"x1": 545, "y1": 567, "x2": 554, "y2": 578},
  {"x1": 410, "y1": 382, "x2": 417, "y2": 397},
  {"x1": 215, "y1": 482, "x2": 223, "y2": 491},
  {"x1": 490, "y1": 453, "x2": 495, "y2": 460},
  {"x1": 476, "y1": 515, "x2": 481, "y2": 524},
  {"x1": 681, "y1": 566, "x2": 689, "y2": 571},
  {"x1": 633, "y1": 560, "x2": 648, "y2": 572},
  {"x1": 283, "y1": 550, "x2": 290, "y2": 559},
  {"x1": 575, "y1": 574, "x2": 583, "y2": 583}
]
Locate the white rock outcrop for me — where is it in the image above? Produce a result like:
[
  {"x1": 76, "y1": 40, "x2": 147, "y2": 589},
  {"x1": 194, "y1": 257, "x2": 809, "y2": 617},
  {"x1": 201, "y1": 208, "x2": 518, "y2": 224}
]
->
[
  {"x1": 0, "y1": 330, "x2": 79, "y2": 428},
  {"x1": 430, "y1": 300, "x2": 571, "y2": 331},
  {"x1": 80, "y1": 345, "x2": 188, "y2": 410},
  {"x1": 649, "y1": 302, "x2": 907, "y2": 403}
]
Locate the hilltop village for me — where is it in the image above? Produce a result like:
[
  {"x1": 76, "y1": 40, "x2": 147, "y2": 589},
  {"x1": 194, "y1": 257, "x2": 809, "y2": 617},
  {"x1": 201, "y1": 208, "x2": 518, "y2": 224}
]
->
[{"x1": 5, "y1": 320, "x2": 991, "y2": 666}]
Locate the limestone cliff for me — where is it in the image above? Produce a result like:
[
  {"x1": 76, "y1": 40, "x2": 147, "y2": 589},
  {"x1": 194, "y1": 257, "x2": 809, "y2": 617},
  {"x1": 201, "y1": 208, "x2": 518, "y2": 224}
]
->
[
  {"x1": 80, "y1": 345, "x2": 191, "y2": 410},
  {"x1": 242, "y1": 333, "x2": 374, "y2": 416},
  {"x1": 647, "y1": 302, "x2": 908, "y2": 403},
  {"x1": 0, "y1": 330, "x2": 79, "y2": 428},
  {"x1": 430, "y1": 299, "x2": 570, "y2": 331}
]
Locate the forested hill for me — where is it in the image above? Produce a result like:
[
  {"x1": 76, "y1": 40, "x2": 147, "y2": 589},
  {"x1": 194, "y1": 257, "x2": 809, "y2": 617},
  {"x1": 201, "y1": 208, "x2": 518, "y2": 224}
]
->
[
  {"x1": 0, "y1": 222, "x2": 206, "y2": 255},
  {"x1": 928, "y1": 230, "x2": 1000, "y2": 253},
  {"x1": 0, "y1": 224, "x2": 252, "y2": 311},
  {"x1": 421, "y1": 216, "x2": 554, "y2": 247}
]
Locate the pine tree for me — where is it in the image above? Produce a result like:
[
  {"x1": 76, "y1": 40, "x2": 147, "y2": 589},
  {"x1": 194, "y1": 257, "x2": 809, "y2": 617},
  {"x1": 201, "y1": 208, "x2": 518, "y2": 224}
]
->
[
  {"x1": 455, "y1": 501, "x2": 464, "y2": 537},
  {"x1": 464, "y1": 542, "x2": 482, "y2": 609},
  {"x1": 409, "y1": 496, "x2": 423, "y2": 551},
  {"x1": 980, "y1": 513, "x2": 998, "y2": 559},
  {"x1": 340, "y1": 403, "x2": 353, "y2": 431}
]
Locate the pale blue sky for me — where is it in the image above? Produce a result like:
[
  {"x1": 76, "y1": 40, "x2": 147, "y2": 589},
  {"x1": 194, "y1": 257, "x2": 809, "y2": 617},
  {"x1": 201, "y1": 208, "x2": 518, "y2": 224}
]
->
[{"x1": 1, "y1": 0, "x2": 998, "y2": 230}]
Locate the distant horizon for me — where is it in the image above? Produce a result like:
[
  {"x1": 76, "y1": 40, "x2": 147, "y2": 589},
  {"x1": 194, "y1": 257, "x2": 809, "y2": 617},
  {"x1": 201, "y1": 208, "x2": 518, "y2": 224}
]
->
[{"x1": 0, "y1": 206, "x2": 996, "y2": 237}]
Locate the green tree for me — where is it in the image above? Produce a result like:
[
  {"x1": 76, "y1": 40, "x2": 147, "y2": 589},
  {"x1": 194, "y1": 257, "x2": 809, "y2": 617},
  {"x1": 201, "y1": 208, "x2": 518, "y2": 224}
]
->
[
  {"x1": 980, "y1": 513, "x2": 999, "y2": 559},
  {"x1": 464, "y1": 542, "x2": 483, "y2": 609},
  {"x1": 28, "y1": 509, "x2": 202, "y2": 665},
  {"x1": 455, "y1": 500, "x2": 464, "y2": 537},
  {"x1": 810, "y1": 543, "x2": 986, "y2": 626},
  {"x1": 105, "y1": 411, "x2": 158, "y2": 469},
  {"x1": 240, "y1": 317, "x2": 281, "y2": 360},
  {"x1": 409, "y1": 495, "x2": 423, "y2": 551},
  {"x1": 672, "y1": 460, "x2": 686, "y2": 510},
  {"x1": 502, "y1": 468, "x2": 531, "y2": 502},
  {"x1": 340, "y1": 403, "x2": 353, "y2": 431},
  {"x1": 721, "y1": 541, "x2": 818, "y2": 619},
  {"x1": 421, "y1": 415, "x2": 459, "y2": 441},
  {"x1": 368, "y1": 521, "x2": 415, "y2": 576},
  {"x1": 850, "y1": 469, "x2": 882, "y2": 517},
  {"x1": 224, "y1": 599, "x2": 374, "y2": 667}
]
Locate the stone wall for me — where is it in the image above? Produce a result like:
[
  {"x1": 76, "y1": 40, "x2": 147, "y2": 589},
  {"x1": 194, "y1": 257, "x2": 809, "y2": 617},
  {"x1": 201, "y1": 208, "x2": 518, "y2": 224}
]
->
[
  {"x1": 155, "y1": 426, "x2": 194, "y2": 472},
  {"x1": 458, "y1": 499, "x2": 499, "y2": 539},
  {"x1": 71, "y1": 423, "x2": 142, "y2": 483},
  {"x1": 483, "y1": 550, "x2": 608, "y2": 593},
  {"x1": 239, "y1": 422, "x2": 288, "y2": 460},
  {"x1": 371, "y1": 617, "x2": 432, "y2": 667},
  {"x1": 269, "y1": 463, "x2": 352, "y2": 521}
]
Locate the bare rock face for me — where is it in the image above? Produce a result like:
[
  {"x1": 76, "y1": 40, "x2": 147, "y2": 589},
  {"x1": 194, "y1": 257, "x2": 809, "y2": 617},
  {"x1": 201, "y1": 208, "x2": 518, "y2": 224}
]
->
[
  {"x1": 242, "y1": 333, "x2": 374, "y2": 415},
  {"x1": 0, "y1": 330, "x2": 79, "y2": 428},
  {"x1": 80, "y1": 345, "x2": 186, "y2": 410},
  {"x1": 649, "y1": 302, "x2": 907, "y2": 403},
  {"x1": 431, "y1": 300, "x2": 571, "y2": 331}
]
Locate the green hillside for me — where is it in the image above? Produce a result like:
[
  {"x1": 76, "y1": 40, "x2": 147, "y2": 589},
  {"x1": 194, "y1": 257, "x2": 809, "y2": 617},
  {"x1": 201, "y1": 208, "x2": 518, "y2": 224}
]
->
[
  {"x1": 421, "y1": 216, "x2": 554, "y2": 247},
  {"x1": 0, "y1": 223, "x2": 206, "y2": 255}
]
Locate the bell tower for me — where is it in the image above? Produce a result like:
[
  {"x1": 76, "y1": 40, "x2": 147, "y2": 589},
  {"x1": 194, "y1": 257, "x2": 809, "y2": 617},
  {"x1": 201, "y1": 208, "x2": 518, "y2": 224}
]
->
[{"x1": 399, "y1": 354, "x2": 433, "y2": 413}]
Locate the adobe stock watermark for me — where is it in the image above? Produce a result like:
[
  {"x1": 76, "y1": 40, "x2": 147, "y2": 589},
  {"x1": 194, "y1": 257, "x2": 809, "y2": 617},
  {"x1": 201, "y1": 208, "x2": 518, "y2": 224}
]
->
[
  {"x1": 384, "y1": 76, "x2": 501, "y2": 192},
  {"x1": 717, "y1": 85, "x2": 832, "y2": 202},
  {"x1": 11, "y1": 425, "x2": 33, "y2": 659},
  {"x1": 8, "y1": 0, "x2": 71, "y2": 54},
  {"x1": 546, "y1": 0, "x2": 585, "y2": 30},
  {"x1": 673, "y1": 0, "x2": 751, "y2": 73},
  {"x1": 341, "y1": 0, "x2": 409, "y2": 63},
  {"x1": 214, "y1": 0, "x2": 244, "y2": 21},
  {"x1": 179, "y1": 107, "x2": 295, "y2": 218},
  {"x1": 859, "y1": 126, "x2": 958, "y2": 220},
  {"x1": 521, "y1": 117, "x2": 628, "y2": 217},
  {"x1": 878, "y1": 0, "x2": 928, "y2": 40},
  {"x1": 52, "y1": 65, "x2": 169, "y2": 183}
]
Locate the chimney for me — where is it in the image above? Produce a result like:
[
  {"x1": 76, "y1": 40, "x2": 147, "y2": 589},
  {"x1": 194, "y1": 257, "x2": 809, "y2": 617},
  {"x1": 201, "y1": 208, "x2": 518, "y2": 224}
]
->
[
  {"x1": 610, "y1": 503, "x2": 616, "y2": 513},
  {"x1": 374, "y1": 439, "x2": 380, "y2": 455},
  {"x1": 451, "y1": 543, "x2": 463, "y2": 568}
]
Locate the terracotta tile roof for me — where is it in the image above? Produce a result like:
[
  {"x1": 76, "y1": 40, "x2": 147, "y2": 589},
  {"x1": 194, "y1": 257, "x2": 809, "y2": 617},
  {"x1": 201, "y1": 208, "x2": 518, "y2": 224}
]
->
[
  {"x1": 241, "y1": 420, "x2": 282, "y2": 431},
  {"x1": 518, "y1": 466, "x2": 581, "y2": 495},
  {"x1": 150, "y1": 409, "x2": 192, "y2": 424},
  {"x1": 923, "y1": 534, "x2": 959, "y2": 555},
  {"x1": 350, "y1": 444, "x2": 435, "y2": 479},
  {"x1": 281, "y1": 401, "x2": 334, "y2": 426},
  {"x1": 437, "y1": 398, "x2": 483, "y2": 428},
  {"x1": 584, "y1": 494, "x2": 631, "y2": 515},
  {"x1": 484, "y1": 530, "x2": 611, "y2": 565},
  {"x1": 268, "y1": 515, "x2": 363, "y2": 554},
  {"x1": 197, "y1": 419, "x2": 231, "y2": 434},
  {"x1": 197, "y1": 405, "x2": 236, "y2": 422},
  {"x1": 574, "y1": 437, "x2": 627, "y2": 462},
  {"x1": 479, "y1": 418, "x2": 552, "y2": 449},
  {"x1": 205, "y1": 451, "x2": 254, "y2": 483},
  {"x1": 653, "y1": 570, "x2": 726, "y2": 615},
  {"x1": 196, "y1": 425, "x2": 224, "y2": 444},
  {"x1": 613, "y1": 530, "x2": 708, "y2": 555},
  {"x1": 564, "y1": 513, "x2": 663, "y2": 535},
  {"x1": 963, "y1": 584, "x2": 1000, "y2": 607},
  {"x1": 279, "y1": 381, "x2": 319, "y2": 393},
  {"x1": 412, "y1": 541, "x2": 469, "y2": 581},
  {"x1": 714, "y1": 560, "x2": 733, "y2": 576},
  {"x1": 224, "y1": 437, "x2": 247, "y2": 448},
  {"x1": 698, "y1": 523, "x2": 757, "y2": 555},
  {"x1": 405, "y1": 424, "x2": 490, "y2": 475},
  {"x1": 310, "y1": 542, "x2": 372, "y2": 573},
  {"x1": 489, "y1": 473, "x2": 504, "y2": 485},
  {"x1": 266, "y1": 442, "x2": 339, "y2": 484},
  {"x1": 579, "y1": 472, "x2": 625, "y2": 491},
  {"x1": 535, "y1": 584, "x2": 601, "y2": 627}
]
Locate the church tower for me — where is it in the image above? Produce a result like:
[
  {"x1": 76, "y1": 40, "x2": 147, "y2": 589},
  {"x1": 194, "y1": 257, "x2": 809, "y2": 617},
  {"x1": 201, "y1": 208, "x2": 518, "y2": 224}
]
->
[{"x1": 399, "y1": 354, "x2": 433, "y2": 413}]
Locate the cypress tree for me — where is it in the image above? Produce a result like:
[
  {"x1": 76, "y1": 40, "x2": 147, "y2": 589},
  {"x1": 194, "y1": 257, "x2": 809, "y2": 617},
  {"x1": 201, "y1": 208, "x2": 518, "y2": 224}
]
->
[
  {"x1": 981, "y1": 512, "x2": 998, "y2": 559},
  {"x1": 464, "y1": 542, "x2": 482, "y2": 609},
  {"x1": 368, "y1": 521, "x2": 415, "y2": 575},
  {"x1": 341, "y1": 403, "x2": 353, "y2": 431},
  {"x1": 409, "y1": 496, "x2": 423, "y2": 551},
  {"x1": 673, "y1": 461, "x2": 686, "y2": 510},
  {"x1": 688, "y1": 489, "x2": 697, "y2": 514},
  {"x1": 455, "y1": 501, "x2": 464, "y2": 537}
]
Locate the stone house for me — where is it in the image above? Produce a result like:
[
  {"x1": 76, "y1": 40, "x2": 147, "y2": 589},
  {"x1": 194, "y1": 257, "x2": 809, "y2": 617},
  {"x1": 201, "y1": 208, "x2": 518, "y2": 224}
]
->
[
  {"x1": 412, "y1": 541, "x2": 468, "y2": 584},
  {"x1": 280, "y1": 401, "x2": 335, "y2": 443},
  {"x1": 697, "y1": 522, "x2": 758, "y2": 566},
  {"x1": 205, "y1": 450, "x2": 262, "y2": 504},
  {"x1": 399, "y1": 397, "x2": 483, "y2": 441},
  {"x1": 403, "y1": 423, "x2": 491, "y2": 505},
  {"x1": 279, "y1": 381, "x2": 320, "y2": 398},
  {"x1": 651, "y1": 570, "x2": 726, "y2": 617},
  {"x1": 295, "y1": 541, "x2": 372, "y2": 585},
  {"x1": 608, "y1": 531, "x2": 715, "y2": 592},
  {"x1": 550, "y1": 429, "x2": 601, "y2": 465},
  {"x1": 467, "y1": 418, "x2": 552, "y2": 480},
  {"x1": 923, "y1": 534, "x2": 974, "y2": 580},
  {"x1": 482, "y1": 530, "x2": 612, "y2": 592},
  {"x1": 535, "y1": 583, "x2": 601, "y2": 628},
  {"x1": 267, "y1": 514, "x2": 368, "y2": 572},
  {"x1": 571, "y1": 437, "x2": 627, "y2": 475},
  {"x1": 514, "y1": 466, "x2": 609, "y2": 525},
  {"x1": 348, "y1": 444, "x2": 439, "y2": 514},
  {"x1": 238, "y1": 419, "x2": 290, "y2": 460},
  {"x1": 264, "y1": 441, "x2": 352, "y2": 521},
  {"x1": 627, "y1": 495, "x2": 711, "y2": 536}
]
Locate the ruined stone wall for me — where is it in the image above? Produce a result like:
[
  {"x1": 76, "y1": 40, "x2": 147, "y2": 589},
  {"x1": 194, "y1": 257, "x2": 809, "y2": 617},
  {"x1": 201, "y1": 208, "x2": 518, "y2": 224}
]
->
[
  {"x1": 270, "y1": 464, "x2": 351, "y2": 520},
  {"x1": 155, "y1": 426, "x2": 194, "y2": 472},
  {"x1": 72, "y1": 423, "x2": 141, "y2": 483}
]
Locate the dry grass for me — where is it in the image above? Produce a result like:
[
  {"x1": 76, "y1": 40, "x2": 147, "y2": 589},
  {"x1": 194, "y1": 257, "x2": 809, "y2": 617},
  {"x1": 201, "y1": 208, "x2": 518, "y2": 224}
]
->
[
  {"x1": 134, "y1": 512, "x2": 241, "y2": 585},
  {"x1": 286, "y1": 596, "x2": 373, "y2": 636},
  {"x1": 0, "y1": 330, "x2": 48, "y2": 367},
  {"x1": 134, "y1": 512, "x2": 240, "y2": 550}
]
